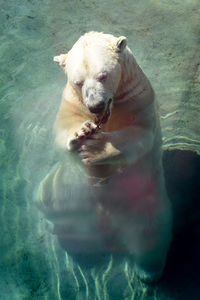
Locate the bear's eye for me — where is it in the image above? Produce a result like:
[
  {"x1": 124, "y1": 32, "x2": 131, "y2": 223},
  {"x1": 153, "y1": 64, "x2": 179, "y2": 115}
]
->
[
  {"x1": 97, "y1": 72, "x2": 107, "y2": 82},
  {"x1": 74, "y1": 80, "x2": 84, "y2": 88}
]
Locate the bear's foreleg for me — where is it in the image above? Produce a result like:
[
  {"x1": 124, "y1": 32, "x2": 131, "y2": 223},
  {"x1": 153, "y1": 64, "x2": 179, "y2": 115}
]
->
[{"x1": 79, "y1": 125, "x2": 154, "y2": 166}]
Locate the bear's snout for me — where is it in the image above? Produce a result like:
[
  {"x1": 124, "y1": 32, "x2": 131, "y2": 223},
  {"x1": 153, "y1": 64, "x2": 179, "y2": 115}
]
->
[
  {"x1": 84, "y1": 87, "x2": 106, "y2": 114},
  {"x1": 88, "y1": 101, "x2": 105, "y2": 114}
]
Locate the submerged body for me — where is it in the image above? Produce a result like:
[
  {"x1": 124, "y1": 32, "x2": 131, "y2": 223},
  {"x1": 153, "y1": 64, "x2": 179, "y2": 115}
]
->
[{"x1": 39, "y1": 32, "x2": 172, "y2": 283}]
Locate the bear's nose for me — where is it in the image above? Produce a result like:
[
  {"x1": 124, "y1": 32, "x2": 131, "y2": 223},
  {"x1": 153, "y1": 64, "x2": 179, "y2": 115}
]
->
[{"x1": 88, "y1": 101, "x2": 105, "y2": 114}]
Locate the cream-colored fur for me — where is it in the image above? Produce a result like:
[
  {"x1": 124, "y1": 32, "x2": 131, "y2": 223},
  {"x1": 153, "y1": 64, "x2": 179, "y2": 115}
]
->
[{"x1": 41, "y1": 32, "x2": 172, "y2": 283}]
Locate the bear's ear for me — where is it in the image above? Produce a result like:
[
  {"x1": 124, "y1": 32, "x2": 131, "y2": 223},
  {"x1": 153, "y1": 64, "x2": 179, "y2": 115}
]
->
[
  {"x1": 53, "y1": 54, "x2": 67, "y2": 68},
  {"x1": 116, "y1": 36, "x2": 127, "y2": 53}
]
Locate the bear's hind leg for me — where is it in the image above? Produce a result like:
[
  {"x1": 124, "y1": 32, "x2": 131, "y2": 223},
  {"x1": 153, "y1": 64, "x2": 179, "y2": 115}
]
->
[{"x1": 134, "y1": 199, "x2": 173, "y2": 283}]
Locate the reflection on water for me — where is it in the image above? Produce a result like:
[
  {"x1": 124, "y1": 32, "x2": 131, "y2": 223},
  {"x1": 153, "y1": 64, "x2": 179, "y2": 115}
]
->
[{"x1": 0, "y1": 0, "x2": 199, "y2": 299}]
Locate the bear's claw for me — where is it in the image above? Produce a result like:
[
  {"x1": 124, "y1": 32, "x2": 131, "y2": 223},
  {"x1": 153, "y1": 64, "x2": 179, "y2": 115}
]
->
[{"x1": 67, "y1": 121, "x2": 97, "y2": 151}]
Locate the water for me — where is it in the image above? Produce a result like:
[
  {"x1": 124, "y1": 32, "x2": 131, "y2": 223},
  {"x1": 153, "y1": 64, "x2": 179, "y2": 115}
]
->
[{"x1": 0, "y1": 0, "x2": 199, "y2": 299}]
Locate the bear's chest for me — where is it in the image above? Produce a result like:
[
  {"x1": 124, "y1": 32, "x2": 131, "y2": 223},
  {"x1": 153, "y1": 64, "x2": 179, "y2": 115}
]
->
[{"x1": 102, "y1": 104, "x2": 135, "y2": 132}]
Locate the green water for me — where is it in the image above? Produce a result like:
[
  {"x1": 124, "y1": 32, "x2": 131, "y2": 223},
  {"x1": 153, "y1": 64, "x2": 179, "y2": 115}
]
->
[{"x1": 0, "y1": 0, "x2": 200, "y2": 299}]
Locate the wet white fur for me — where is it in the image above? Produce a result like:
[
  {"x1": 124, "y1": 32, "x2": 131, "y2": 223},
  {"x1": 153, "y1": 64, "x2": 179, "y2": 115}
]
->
[{"x1": 52, "y1": 32, "x2": 173, "y2": 283}]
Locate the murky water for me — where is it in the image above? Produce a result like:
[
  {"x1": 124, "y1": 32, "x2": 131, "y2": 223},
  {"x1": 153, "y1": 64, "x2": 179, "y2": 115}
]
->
[{"x1": 0, "y1": 0, "x2": 199, "y2": 299}]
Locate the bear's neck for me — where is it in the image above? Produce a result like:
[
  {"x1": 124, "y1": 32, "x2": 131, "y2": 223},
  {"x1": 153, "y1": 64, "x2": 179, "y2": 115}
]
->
[{"x1": 114, "y1": 48, "x2": 151, "y2": 104}]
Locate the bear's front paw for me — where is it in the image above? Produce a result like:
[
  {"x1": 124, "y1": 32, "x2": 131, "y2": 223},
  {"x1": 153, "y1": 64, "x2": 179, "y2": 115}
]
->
[{"x1": 67, "y1": 121, "x2": 97, "y2": 151}]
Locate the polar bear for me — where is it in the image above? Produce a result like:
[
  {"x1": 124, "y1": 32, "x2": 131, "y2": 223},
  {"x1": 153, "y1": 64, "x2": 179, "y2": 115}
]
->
[{"x1": 41, "y1": 32, "x2": 173, "y2": 283}]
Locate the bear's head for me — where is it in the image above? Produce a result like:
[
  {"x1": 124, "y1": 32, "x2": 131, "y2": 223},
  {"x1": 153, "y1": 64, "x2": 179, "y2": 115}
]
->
[{"x1": 54, "y1": 32, "x2": 127, "y2": 122}]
